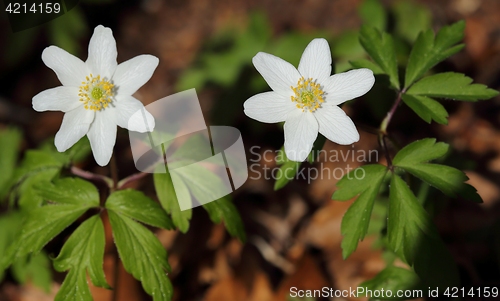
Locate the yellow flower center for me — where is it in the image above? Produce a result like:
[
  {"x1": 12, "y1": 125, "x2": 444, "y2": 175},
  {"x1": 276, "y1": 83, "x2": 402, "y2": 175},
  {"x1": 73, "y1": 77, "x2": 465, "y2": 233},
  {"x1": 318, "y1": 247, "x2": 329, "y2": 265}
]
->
[
  {"x1": 79, "y1": 74, "x2": 114, "y2": 111},
  {"x1": 290, "y1": 77, "x2": 325, "y2": 112}
]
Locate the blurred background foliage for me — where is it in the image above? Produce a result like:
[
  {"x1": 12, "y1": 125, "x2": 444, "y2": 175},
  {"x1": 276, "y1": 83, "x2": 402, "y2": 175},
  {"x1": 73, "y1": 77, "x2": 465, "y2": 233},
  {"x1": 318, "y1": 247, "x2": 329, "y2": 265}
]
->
[
  {"x1": 176, "y1": 0, "x2": 434, "y2": 126},
  {"x1": 1, "y1": 0, "x2": 500, "y2": 300}
]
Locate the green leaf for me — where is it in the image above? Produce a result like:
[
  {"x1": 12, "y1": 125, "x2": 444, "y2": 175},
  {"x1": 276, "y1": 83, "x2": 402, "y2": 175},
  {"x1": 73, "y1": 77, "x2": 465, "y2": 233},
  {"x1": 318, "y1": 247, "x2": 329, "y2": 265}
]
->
[
  {"x1": 360, "y1": 266, "x2": 421, "y2": 298},
  {"x1": 1, "y1": 204, "x2": 91, "y2": 270},
  {"x1": 0, "y1": 211, "x2": 24, "y2": 280},
  {"x1": 387, "y1": 174, "x2": 439, "y2": 263},
  {"x1": 17, "y1": 170, "x2": 60, "y2": 209},
  {"x1": 388, "y1": 174, "x2": 459, "y2": 287},
  {"x1": 307, "y1": 134, "x2": 327, "y2": 164},
  {"x1": 176, "y1": 68, "x2": 206, "y2": 91},
  {"x1": 331, "y1": 31, "x2": 364, "y2": 59},
  {"x1": 37, "y1": 139, "x2": 73, "y2": 166},
  {"x1": 393, "y1": 138, "x2": 482, "y2": 202},
  {"x1": 274, "y1": 145, "x2": 307, "y2": 189},
  {"x1": 413, "y1": 233, "x2": 460, "y2": 288},
  {"x1": 272, "y1": 32, "x2": 323, "y2": 66},
  {"x1": 154, "y1": 166, "x2": 192, "y2": 233},
  {"x1": 405, "y1": 21, "x2": 465, "y2": 88},
  {"x1": 13, "y1": 150, "x2": 64, "y2": 209},
  {"x1": 401, "y1": 94, "x2": 448, "y2": 124},
  {"x1": 407, "y1": 72, "x2": 499, "y2": 101},
  {"x1": 106, "y1": 189, "x2": 174, "y2": 230},
  {"x1": 66, "y1": 136, "x2": 92, "y2": 163},
  {"x1": 204, "y1": 53, "x2": 242, "y2": 86},
  {"x1": 0, "y1": 128, "x2": 22, "y2": 199},
  {"x1": 167, "y1": 158, "x2": 232, "y2": 209},
  {"x1": 349, "y1": 58, "x2": 384, "y2": 75},
  {"x1": 393, "y1": 138, "x2": 447, "y2": 165},
  {"x1": 273, "y1": 160, "x2": 300, "y2": 190},
  {"x1": 2, "y1": 179, "x2": 98, "y2": 268},
  {"x1": 108, "y1": 210, "x2": 173, "y2": 301},
  {"x1": 275, "y1": 147, "x2": 287, "y2": 165},
  {"x1": 55, "y1": 269, "x2": 92, "y2": 301},
  {"x1": 35, "y1": 177, "x2": 99, "y2": 207},
  {"x1": 359, "y1": 0, "x2": 387, "y2": 30},
  {"x1": 366, "y1": 197, "x2": 388, "y2": 236},
  {"x1": 359, "y1": 25, "x2": 400, "y2": 90},
  {"x1": 37, "y1": 136, "x2": 91, "y2": 166},
  {"x1": 393, "y1": 0, "x2": 432, "y2": 43},
  {"x1": 203, "y1": 196, "x2": 246, "y2": 242},
  {"x1": 331, "y1": 30, "x2": 364, "y2": 72},
  {"x1": 54, "y1": 215, "x2": 109, "y2": 301},
  {"x1": 12, "y1": 252, "x2": 52, "y2": 293},
  {"x1": 48, "y1": 7, "x2": 87, "y2": 57},
  {"x1": 332, "y1": 164, "x2": 387, "y2": 259},
  {"x1": 177, "y1": 11, "x2": 271, "y2": 91}
]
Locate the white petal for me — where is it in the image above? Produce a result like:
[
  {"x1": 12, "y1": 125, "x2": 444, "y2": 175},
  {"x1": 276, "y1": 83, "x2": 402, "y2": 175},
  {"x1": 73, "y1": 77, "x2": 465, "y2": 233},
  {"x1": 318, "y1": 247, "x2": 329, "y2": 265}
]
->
[
  {"x1": 87, "y1": 109, "x2": 117, "y2": 166},
  {"x1": 314, "y1": 106, "x2": 359, "y2": 144},
  {"x1": 113, "y1": 55, "x2": 159, "y2": 96},
  {"x1": 86, "y1": 25, "x2": 117, "y2": 79},
  {"x1": 284, "y1": 110, "x2": 318, "y2": 162},
  {"x1": 298, "y1": 38, "x2": 332, "y2": 83},
  {"x1": 323, "y1": 68, "x2": 375, "y2": 105},
  {"x1": 243, "y1": 91, "x2": 296, "y2": 123},
  {"x1": 55, "y1": 106, "x2": 95, "y2": 152},
  {"x1": 32, "y1": 86, "x2": 81, "y2": 112},
  {"x1": 42, "y1": 46, "x2": 88, "y2": 87},
  {"x1": 252, "y1": 52, "x2": 301, "y2": 97},
  {"x1": 115, "y1": 95, "x2": 155, "y2": 132}
]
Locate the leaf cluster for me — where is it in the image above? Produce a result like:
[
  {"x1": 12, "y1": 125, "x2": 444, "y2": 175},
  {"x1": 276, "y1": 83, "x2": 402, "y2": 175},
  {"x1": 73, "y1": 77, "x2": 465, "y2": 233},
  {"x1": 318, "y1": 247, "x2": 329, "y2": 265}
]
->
[
  {"x1": 333, "y1": 139, "x2": 481, "y2": 290},
  {"x1": 0, "y1": 129, "x2": 245, "y2": 301},
  {"x1": 356, "y1": 19, "x2": 498, "y2": 125},
  {"x1": 332, "y1": 3, "x2": 499, "y2": 294}
]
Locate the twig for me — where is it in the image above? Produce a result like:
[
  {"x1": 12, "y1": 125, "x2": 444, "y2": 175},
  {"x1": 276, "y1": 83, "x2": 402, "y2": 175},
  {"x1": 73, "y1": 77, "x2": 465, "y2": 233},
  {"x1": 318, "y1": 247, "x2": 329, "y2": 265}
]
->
[
  {"x1": 110, "y1": 154, "x2": 118, "y2": 192},
  {"x1": 251, "y1": 236, "x2": 295, "y2": 274}
]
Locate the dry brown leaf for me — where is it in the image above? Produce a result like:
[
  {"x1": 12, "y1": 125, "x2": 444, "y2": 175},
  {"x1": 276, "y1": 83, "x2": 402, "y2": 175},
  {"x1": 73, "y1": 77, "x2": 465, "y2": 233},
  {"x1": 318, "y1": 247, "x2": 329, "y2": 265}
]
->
[
  {"x1": 90, "y1": 255, "x2": 142, "y2": 301},
  {"x1": 206, "y1": 223, "x2": 226, "y2": 249},
  {"x1": 247, "y1": 272, "x2": 274, "y2": 301},
  {"x1": 465, "y1": 170, "x2": 500, "y2": 207},
  {"x1": 2, "y1": 283, "x2": 59, "y2": 301},
  {"x1": 302, "y1": 200, "x2": 353, "y2": 252},
  {"x1": 327, "y1": 238, "x2": 385, "y2": 301},
  {"x1": 310, "y1": 131, "x2": 379, "y2": 202},
  {"x1": 203, "y1": 277, "x2": 248, "y2": 301},
  {"x1": 274, "y1": 254, "x2": 330, "y2": 301}
]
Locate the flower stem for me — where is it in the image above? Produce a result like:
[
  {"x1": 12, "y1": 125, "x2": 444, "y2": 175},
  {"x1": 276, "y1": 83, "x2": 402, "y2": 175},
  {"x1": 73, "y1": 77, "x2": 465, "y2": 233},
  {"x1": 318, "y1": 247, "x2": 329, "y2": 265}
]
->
[
  {"x1": 109, "y1": 154, "x2": 118, "y2": 192},
  {"x1": 109, "y1": 153, "x2": 120, "y2": 301},
  {"x1": 379, "y1": 89, "x2": 405, "y2": 168},
  {"x1": 71, "y1": 166, "x2": 113, "y2": 188},
  {"x1": 117, "y1": 155, "x2": 164, "y2": 189},
  {"x1": 117, "y1": 172, "x2": 148, "y2": 189},
  {"x1": 378, "y1": 133, "x2": 393, "y2": 169},
  {"x1": 112, "y1": 247, "x2": 121, "y2": 301},
  {"x1": 380, "y1": 90, "x2": 405, "y2": 134}
]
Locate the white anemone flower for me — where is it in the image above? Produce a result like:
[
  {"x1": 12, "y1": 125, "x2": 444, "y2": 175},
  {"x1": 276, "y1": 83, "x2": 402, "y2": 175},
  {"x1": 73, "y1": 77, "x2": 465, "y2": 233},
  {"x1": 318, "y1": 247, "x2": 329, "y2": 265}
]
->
[
  {"x1": 244, "y1": 38, "x2": 375, "y2": 162},
  {"x1": 32, "y1": 25, "x2": 157, "y2": 166}
]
